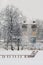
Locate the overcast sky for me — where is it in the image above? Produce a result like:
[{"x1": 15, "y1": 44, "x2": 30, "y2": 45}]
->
[{"x1": 0, "y1": 0, "x2": 43, "y2": 21}]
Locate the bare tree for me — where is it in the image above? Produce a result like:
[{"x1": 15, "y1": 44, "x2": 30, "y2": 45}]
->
[{"x1": 0, "y1": 5, "x2": 24, "y2": 50}]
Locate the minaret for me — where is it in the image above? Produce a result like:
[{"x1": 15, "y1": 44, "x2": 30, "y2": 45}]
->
[
  {"x1": 31, "y1": 21, "x2": 37, "y2": 43},
  {"x1": 22, "y1": 20, "x2": 28, "y2": 49}
]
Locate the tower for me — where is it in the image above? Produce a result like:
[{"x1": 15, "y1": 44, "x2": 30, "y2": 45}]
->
[{"x1": 31, "y1": 21, "x2": 37, "y2": 43}]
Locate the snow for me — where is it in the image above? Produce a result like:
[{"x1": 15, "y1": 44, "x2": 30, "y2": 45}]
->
[
  {"x1": 0, "y1": 50, "x2": 32, "y2": 55},
  {"x1": 0, "y1": 50, "x2": 43, "y2": 65}
]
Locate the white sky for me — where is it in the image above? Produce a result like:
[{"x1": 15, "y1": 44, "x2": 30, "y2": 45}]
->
[{"x1": 0, "y1": 0, "x2": 43, "y2": 21}]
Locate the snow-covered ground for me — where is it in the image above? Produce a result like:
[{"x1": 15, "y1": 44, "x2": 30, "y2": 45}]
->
[
  {"x1": 0, "y1": 41, "x2": 43, "y2": 49},
  {"x1": 0, "y1": 50, "x2": 43, "y2": 65},
  {"x1": 0, "y1": 42, "x2": 43, "y2": 50},
  {"x1": 0, "y1": 49, "x2": 32, "y2": 55}
]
